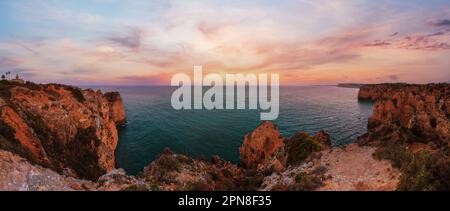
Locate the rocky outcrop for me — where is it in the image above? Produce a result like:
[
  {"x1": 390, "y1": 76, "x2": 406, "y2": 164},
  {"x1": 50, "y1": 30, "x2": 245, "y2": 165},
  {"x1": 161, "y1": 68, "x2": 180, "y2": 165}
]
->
[
  {"x1": 314, "y1": 130, "x2": 332, "y2": 149},
  {"x1": 0, "y1": 149, "x2": 94, "y2": 191},
  {"x1": 142, "y1": 149, "x2": 252, "y2": 191},
  {"x1": 239, "y1": 122, "x2": 286, "y2": 173},
  {"x1": 239, "y1": 122, "x2": 334, "y2": 174},
  {"x1": 358, "y1": 83, "x2": 449, "y2": 146},
  {"x1": 1, "y1": 116, "x2": 403, "y2": 191},
  {"x1": 357, "y1": 83, "x2": 450, "y2": 191},
  {"x1": 2, "y1": 80, "x2": 417, "y2": 191},
  {"x1": 0, "y1": 148, "x2": 150, "y2": 191},
  {"x1": 260, "y1": 144, "x2": 400, "y2": 191},
  {"x1": 0, "y1": 81, "x2": 125, "y2": 180},
  {"x1": 104, "y1": 92, "x2": 126, "y2": 126}
]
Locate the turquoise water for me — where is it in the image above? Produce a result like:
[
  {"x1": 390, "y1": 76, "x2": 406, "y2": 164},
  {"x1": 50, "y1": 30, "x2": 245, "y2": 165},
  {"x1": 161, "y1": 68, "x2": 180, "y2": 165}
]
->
[{"x1": 92, "y1": 86, "x2": 373, "y2": 175}]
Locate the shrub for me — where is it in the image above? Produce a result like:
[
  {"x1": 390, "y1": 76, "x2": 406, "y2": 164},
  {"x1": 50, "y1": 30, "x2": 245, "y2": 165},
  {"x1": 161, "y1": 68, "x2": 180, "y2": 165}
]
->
[
  {"x1": 155, "y1": 154, "x2": 181, "y2": 173},
  {"x1": 64, "y1": 86, "x2": 85, "y2": 103},
  {"x1": 0, "y1": 80, "x2": 13, "y2": 99},
  {"x1": 150, "y1": 183, "x2": 160, "y2": 191},
  {"x1": 295, "y1": 172, "x2": 307, "y2": 183},
  {"x1": 236, "y1": 174, "x2": 264, "y2": 191},
  {"x1": 186, "y1": 181, "x2": 212, "y2": 191},
  {"x1": 285, "y1": 132, "x2": 322, "y2": 166},
  {"x1": 121, "y1": 184, "x2": 150, "y2": 192},
  {"x1": 373, "y1": 141, "x2": 412, "y2": 169},
  {"x1": 293, "y1": 172, "x2": 325, "y2": 191},
  {"x1": 397, "y1": 152, "x2": 450, "y2": 191}
]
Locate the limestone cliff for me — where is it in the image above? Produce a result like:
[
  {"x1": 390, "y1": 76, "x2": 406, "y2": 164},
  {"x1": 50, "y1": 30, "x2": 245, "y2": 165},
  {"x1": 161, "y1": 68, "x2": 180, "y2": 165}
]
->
[
  {"x1": 357, "y1": 83, "x2": 450, "y2": 191},
  {"x1": 3, "y1": 81, "x2": 446, "y2": 191},
  {"x1": 358, "y1": 83, "x2": 449, "y2": 146},
  {"x1": 0, "y1": 119, "x2": 397, "y2": 191},
  {"x1": 239, "y1": 121, "x2": 285, "y2": 173},
  {"x1": 104, "y1": 92, "x2": 126, "y2": 126},
  {"x1": 0, "y1": 81, "x2": 126, "y2": 180}
]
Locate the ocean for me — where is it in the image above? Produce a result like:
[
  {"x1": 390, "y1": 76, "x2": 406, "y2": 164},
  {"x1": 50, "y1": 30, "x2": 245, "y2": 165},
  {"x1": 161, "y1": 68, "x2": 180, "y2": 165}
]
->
[{"x1": 91, "y1": 86, "x2": 373, "y2": 175}]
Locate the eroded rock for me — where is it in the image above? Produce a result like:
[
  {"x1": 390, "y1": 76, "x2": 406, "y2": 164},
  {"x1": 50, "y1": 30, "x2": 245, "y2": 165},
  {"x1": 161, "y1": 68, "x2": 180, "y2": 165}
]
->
[
  {"x1": 0, "y1": 81, "x2": 125, "y2": 180},
  {"x1": 239, "y1": 121, "x2": 286, "y2": 173},
  {"x1": 358, "y1": 83, "x2": 449, "y2": 146}
]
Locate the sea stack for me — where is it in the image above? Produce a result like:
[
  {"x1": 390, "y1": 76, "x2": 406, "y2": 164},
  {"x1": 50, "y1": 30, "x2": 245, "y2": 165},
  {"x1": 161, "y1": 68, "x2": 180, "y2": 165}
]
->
[{"x1": 104, "y1": 92, "x2": 127, "y2": 126}]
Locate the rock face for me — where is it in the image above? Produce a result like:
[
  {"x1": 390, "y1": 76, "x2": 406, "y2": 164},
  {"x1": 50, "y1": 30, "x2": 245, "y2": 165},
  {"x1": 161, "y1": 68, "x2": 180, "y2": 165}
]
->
[
  {"x1": 239, "y1": 122, "x2": 334, "y2": 174},
  {"x1": 1, "y1": 115, "x2": 402, "y2": 191},
  {"x1": 142, "y1": 149, "x2": 251, "y2": 191},
  {"x1": 0, "y1": 81, "x2": 125, "y2": 180},
  {"x1": 314, "y1": 130, "x2": 332, "y2": 149},
  {"x1": 0, "y1": 148, "x2": 148, "y2": 191},
  {"x1": 239, "y1": 122, "x2": 286, "y2": 173},
  {"x1": 1, "y1": 81, "x2": 415, "y2": 191},
  {"x1": 358, "y1": 83, "x2": 449, "y2": 146},
  {"x1": 104, "y1": 92, "x2": 126, "y2": 126},
  {"x1": 0, "y1": 149, "x2": 94, "y2": 191}
]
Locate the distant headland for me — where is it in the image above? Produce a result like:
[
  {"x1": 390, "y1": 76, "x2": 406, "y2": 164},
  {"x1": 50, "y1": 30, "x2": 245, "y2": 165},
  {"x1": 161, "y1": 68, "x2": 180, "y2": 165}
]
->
[{"x1": 337, "y1": 83, "x2": 366, "y2": 88}]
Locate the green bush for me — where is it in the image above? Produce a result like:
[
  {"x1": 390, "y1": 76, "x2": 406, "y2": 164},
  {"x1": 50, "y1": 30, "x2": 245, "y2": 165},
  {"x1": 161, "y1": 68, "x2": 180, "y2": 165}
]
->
[
  {"x1": 373, "y1": 141, "x2": 412, "y2": 169},
  {"x1": 155, "y1": 154, "x2": 181, "y2": 173},
  {"x1": 295, "y1": 172, "x2": 307, "y2": 183},
  {"x1": 294, "y1": 172, "x2": 325, "y2": 191},
  {"x1": 285, "y1": 132, "x2": 322, "y2": 166},
  {"x1": 397, "y1": 152, "x2": 450, "y2": 191}
]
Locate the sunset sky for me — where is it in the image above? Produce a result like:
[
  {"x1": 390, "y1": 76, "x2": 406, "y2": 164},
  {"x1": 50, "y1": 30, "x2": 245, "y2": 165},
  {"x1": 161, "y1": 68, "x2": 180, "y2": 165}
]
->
[{"x1": 0, "y1": 0, "x2": 449, "y2": 85}]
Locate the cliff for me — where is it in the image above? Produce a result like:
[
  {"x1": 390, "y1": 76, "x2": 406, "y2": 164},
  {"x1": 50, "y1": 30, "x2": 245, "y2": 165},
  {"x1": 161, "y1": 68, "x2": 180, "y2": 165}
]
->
[
  {"x1": 358, "y1": 83, "x2": 449, "y2": 146},
  {"x1": 358, "y1": 83, "x2": 450, "y2": 191},
  {"x1": 0, "y1": 119, "x2": 398, "y2": 191},
  {"x1": 1, "y1": 81, "x2": 447, "y2": 191},
  {"x1": 239, "y1": 121, "x2": 286, "y2": 173},
  {"x1": 0, "y1": 81, "x2": 126, "y2": 180},
  {"x1": 337, "y1": 83, "x2": 366, "y2": 89},
  {"x1": 104, "y1": 92, "x2": 126, "y2": 126}
]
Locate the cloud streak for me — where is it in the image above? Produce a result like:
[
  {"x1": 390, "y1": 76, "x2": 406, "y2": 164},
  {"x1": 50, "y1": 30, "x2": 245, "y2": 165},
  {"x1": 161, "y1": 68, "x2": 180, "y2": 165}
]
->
[
  {"x1": 429, "y1": 19, "x2": 450, "y2": 27},
  {"x1": 108, "y1": 27, "x2": 143, "y2": 50}
]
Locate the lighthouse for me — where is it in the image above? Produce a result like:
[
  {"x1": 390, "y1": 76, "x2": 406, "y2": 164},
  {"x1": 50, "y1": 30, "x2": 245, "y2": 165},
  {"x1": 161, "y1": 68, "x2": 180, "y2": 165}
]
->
[{"x1": 10, "y1": 73, "x2": 25, "y2": 84}]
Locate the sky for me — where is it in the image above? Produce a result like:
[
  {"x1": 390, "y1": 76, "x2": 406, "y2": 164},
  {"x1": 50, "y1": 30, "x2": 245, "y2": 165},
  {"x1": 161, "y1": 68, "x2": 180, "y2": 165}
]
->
[{"x1": 0, "y1": 0, "x2": 449, "y2": 85}]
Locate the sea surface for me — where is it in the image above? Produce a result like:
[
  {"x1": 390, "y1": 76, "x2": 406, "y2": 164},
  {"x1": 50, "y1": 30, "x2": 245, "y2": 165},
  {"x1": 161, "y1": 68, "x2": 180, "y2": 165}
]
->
[{"x1": 90, "y1": 86, "x2": 373, "y2": 175}]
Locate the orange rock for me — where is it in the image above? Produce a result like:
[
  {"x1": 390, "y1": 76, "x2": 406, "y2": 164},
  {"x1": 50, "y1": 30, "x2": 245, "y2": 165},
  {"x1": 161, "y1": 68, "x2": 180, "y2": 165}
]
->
[
  {"x1": 104, "y1": 92, "x2": 126, "y2": 126},
  {"x1": 239, "y1": 121, "x2": 285, "y2": 172},
  {"x1": 358, "y1": 83, "x2": 449, "y2": 146},
  {"x1": 314, "y1": 130, "x2": 332, "y2": 149},
  {"x1": 0, "y1": 82, "x2": 125, "y2": 180}
]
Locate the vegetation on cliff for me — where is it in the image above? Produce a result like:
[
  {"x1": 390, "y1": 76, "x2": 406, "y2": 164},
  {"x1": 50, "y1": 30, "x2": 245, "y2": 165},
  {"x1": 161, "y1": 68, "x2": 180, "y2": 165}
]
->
[
  {"x1": 285, "y1": 132, "x2": 322, "y2": 166},
  {"x1": 359, "y1": 83, "x2": 450, "y2": 191},
  {"x1": 0, "y1": 81, "x2": 126, "y2": 180},
  {"x1": 1, "y1": 81, "x2": 448, "y2": 191}
]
